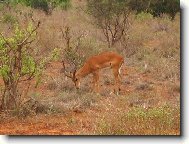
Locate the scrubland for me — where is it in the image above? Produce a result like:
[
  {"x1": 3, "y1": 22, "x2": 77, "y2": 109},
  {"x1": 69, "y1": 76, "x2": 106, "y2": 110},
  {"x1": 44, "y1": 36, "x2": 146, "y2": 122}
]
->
[{"x1": 0, "y1": 0, "x2": 180, "y2": 135}]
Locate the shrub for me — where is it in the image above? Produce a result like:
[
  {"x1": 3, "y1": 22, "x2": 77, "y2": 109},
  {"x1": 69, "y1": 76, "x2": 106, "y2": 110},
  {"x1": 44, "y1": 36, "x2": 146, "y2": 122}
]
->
[
  {"x1": 0, "y1": 22, "x2": 40, "y2": 110},
  {"x1": 128, "y1": 0, "x2": 180, "y2": 20},
  {"x1": 136, "y1": 12, "x2": 153, "y2": 21},
  {"x1": 1, "y1": 0, "x2": 71, "y2": 14},
  {"x1": 0, "y1": 21, "x2": 56, "y2": 111},
  {"x1": 50, "y1": 0, "x2": 71, "y2": 10}
]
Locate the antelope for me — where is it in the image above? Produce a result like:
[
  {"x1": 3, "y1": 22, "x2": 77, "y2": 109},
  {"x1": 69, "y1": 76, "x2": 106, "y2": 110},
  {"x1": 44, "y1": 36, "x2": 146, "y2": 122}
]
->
[{"x1": 62, "y1": 51, "x2": 124, "y2": 94}]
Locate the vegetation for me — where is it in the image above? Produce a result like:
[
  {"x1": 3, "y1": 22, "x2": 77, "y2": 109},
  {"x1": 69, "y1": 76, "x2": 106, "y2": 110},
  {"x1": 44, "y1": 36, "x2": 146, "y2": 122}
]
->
[
  {"x1": 61, "y1": 26, "x2": 86, "y2": 68},
  {"x1": 87, "y1": 0, "x2": 130, "y2": 48},
  {"x1": 0, "y1": 0, "x2": 71, "y2": 14},
  {"x1": 0, "y1": 22, "x2": 41, "y2": 110},
  {"x1": 0, "y1": 0, "x2": 180, "y2": 135},
  {"x1": 128, "y1": 0, "x2": 180, "y2": 20},
  {"x1": 95, "y1": 104, "x2": 180, "y2": 135}
]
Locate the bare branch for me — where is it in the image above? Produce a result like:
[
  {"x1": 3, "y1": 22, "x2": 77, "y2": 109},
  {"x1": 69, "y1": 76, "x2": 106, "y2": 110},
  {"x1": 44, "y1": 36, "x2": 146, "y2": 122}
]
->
[
  {"x1": 22, "y1": 39, "x2": 35, "y2": 46},
  {"x1": 60, "y1": 26, "x2": 71, "y2": 50},
  {"x1": 62, "y1": 60, "x2": 74, "y2": 79}
]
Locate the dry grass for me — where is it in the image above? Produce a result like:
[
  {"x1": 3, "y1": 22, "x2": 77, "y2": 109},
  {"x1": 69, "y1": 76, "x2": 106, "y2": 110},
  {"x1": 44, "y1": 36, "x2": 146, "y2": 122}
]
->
[
  {"x1": 95, "y1": 104, "x2": 180, "y2": 135},
  {"x1": 125, "y1": 13, "x2": 180, "y2": 82}
]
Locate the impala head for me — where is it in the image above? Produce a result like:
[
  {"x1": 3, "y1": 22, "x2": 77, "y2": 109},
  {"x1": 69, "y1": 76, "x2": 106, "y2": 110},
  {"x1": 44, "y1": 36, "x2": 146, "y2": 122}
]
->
[{"x1": 62, "y1": 61, "x2": 80, "y2": 89}]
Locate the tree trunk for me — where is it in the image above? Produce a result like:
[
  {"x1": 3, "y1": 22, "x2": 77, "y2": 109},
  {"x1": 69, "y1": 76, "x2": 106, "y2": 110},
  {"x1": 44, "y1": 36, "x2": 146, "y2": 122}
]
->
[{"x1": 0, "y1": 83, "x2": 18, "y2": 110}]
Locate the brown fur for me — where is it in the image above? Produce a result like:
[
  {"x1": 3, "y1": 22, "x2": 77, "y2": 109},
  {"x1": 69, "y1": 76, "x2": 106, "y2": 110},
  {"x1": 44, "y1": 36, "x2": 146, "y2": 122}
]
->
[{"x1": 74, "y1": 51, "x2": 124, "y2": 93}]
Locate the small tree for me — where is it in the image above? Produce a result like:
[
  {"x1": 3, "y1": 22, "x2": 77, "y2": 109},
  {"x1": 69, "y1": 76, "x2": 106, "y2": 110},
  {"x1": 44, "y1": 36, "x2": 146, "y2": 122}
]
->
[
  {"x1": 87, "y1": 0, "x2": 130, "y2": 48},
  {"x1": 61, "y1": 26, "x2": 85, "y2": 69},
  {"x1": 0, "y1": 21, "x2": 41, "y2": 110}
]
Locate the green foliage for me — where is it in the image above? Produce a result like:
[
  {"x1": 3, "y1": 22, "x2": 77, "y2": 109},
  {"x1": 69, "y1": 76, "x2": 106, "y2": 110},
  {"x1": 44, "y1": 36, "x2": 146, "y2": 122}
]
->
[
  {"x1": 51, "y1": 47, "x2": 61, "y2": 61},
  {"x1": 136, "y1": 12, "x2": 153, "y2": 21},
  {"x1": 0, "y1": 21, "x2": 59, "y2": 109},
  {"x1": 1, "y1": 0, "x2": 71, "y2": 14},
  {"x1": 128, "y1": 0, "x2": 180, "y2": 19},
  {"x1": 0, "y1": 65, "x2": 10, "y2": 80},
  {"x1": 49, "y1": 0, "x2": 71, "y2": 10},
  {"x1": 0, "y1": 22, "x2": 41, "y2": 110},
  {"x1": 28, "y1": 0, "x2": 49, "y2": 13},
  {"x1": 0, "y1": 24, "x2": 35, "y2": 78},
  {"x1": 2, "y1": 14, "x2": 18, "y2": 24},
  {"x1": 15, "y1": 0, "x2": 50, "y2": 14},
  {"x1": 21, "y1": 55, "x2": 36, "y2": 74}
]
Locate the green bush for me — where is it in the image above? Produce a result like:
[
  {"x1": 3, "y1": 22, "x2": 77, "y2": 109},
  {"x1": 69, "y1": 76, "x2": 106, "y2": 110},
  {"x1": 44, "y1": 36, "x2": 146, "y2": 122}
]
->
[
  {"x1": 17, "y1": 0, "x2": 50, "y2": 14},
  {"x1": 1, "y1": 0, "x2": 71, "y2": 14},
  {"x1": 0, "y1": 22, "x2": 41, "y2": 110},
  {"x1": 128, "y1": 0, "x2": 180, "y2": 20},
  {"x1": 50, "y1": 0, "x2": 71, "y2": 10},
  {"x1": 136, "y1": 12, "x2": 153, "y2": 21}
]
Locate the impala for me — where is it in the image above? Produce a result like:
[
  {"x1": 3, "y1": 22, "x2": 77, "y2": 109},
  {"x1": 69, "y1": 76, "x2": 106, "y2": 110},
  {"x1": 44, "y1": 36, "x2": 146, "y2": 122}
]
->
[{"x1": 62, "y1": 51, "x2": 124, "y2": 93}]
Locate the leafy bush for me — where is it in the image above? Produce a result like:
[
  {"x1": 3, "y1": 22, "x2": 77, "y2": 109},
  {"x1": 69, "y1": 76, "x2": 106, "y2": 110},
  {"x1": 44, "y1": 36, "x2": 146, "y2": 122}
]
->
[
  {"x1": 50, "y1": 0, "x2": 71, "y2": 10},
  {"x1": 128, "y1": 0, "x2": 180, "y2": 20},
  {"x1": 136, "y1": 12, "x2": 153, "y2": 21},
  {"x1": 27, "y1": 0, "x2": 49, "y2": 14},
  {"x1": 1, "y1": 0, "x2": 71, "y2": 14},
  {"x1": 0, "y1": 22, "x2": 42, "y2": 110}
]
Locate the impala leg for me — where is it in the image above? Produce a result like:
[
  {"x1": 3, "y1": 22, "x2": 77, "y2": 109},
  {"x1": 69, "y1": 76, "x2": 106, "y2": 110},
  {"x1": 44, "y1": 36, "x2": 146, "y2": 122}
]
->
[
  {"x1": 118, "y1": 62, "x2": 123, "y2": 80},
  {"x1": 113, "y1": 66, "x2": 121, "y2": 95},
  {"x1": 92, "y1": 71, "x2": 100, "y2": 93}
]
